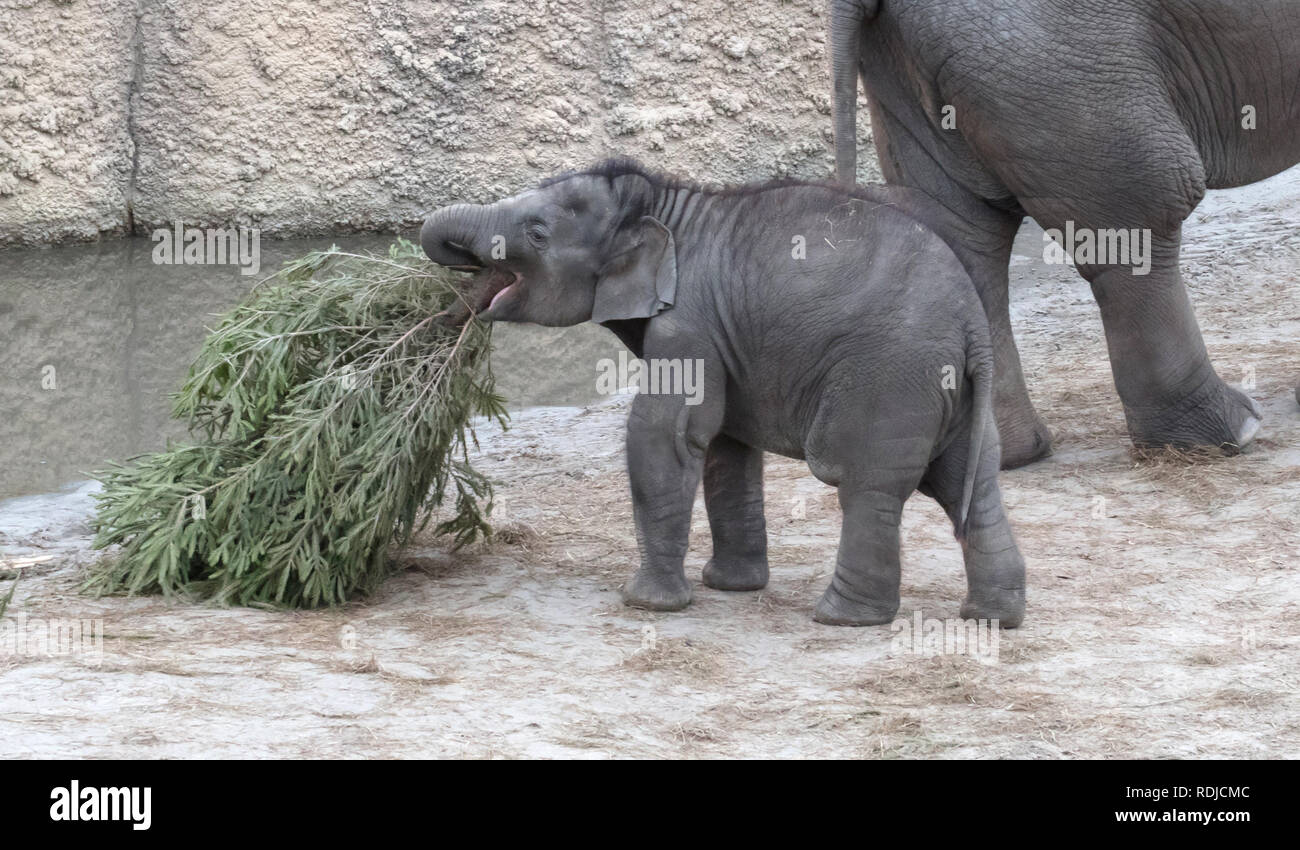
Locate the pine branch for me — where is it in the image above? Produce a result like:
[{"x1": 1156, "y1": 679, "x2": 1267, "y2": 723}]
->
[{"x1": 86, "y1": 238, "x2": 507, "y2": 608}]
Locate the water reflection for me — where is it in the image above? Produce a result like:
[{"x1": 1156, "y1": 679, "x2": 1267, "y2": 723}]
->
[{"x1": 0, "y1": 235, "x2": 623, "y2": 498}]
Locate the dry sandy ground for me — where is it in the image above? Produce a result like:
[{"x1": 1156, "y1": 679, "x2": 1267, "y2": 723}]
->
[{"x1": 2, "y1": 171, "x2": 1298, "y2": 759}]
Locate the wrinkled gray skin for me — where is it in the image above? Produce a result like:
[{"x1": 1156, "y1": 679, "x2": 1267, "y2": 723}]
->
[
  {"x1": 831, "y1": 0, "x2": 1300, "y2": 467},
  {"x1": 422, "y1": 161, "x2": 1026, "y2": 626}
]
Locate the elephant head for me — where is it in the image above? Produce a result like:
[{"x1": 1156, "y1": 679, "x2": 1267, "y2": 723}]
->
[{"x1": 420, "y1": 168, "x2": 677, "y2": 328}]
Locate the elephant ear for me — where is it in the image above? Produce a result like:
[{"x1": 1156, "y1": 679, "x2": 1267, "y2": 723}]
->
[{"x1": 592, "y1": 216, "x2": 677, "y2": 323}]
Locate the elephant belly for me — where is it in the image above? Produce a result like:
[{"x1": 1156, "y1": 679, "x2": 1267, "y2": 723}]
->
[{"x1": 720, "y1": 399, "x2": 810, "y2": 461}]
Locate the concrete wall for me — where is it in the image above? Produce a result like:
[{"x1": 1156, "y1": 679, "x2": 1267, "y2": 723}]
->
[{"x1": 0, "y1": 0, "x2": 879, "y2": 245}]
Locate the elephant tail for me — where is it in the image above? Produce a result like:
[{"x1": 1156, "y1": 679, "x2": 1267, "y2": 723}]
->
[
  {"x1": 829, "y1": 0, "x2": 880, "y2": 185},
  {"x1": 957, "y1": 327, "x2": 995, "y2": 540}
]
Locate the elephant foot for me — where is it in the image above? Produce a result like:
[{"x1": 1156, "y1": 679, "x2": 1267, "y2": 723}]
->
[
  {"x1": 621, "y1": 568, "x2": 692, "y2": 612},
  {"x1": 996, "y1": 409, "x2": 1053, "y2": 470},
  {"x1": 1126, "y1": 376, "x2": 1262, "y2": 453},
  {"x1": 960, "y1": 587, "x2": 1025, "y2": 629},
  {"x1": 813, "y1": 584, "x2": 898, "y2": 627},
  {"x1": 702, "y1": 555, "x2": 769, "y2": 591}
]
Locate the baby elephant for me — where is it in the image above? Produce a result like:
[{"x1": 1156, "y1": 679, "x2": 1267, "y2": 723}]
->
[{"x1": 421, "y1": 159, "x2": 1026, "y2": 627}]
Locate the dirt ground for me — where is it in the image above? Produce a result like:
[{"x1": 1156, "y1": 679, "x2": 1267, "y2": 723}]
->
[{"x1": 2, "y1": 170, "x2": 1298, "y2": 758}]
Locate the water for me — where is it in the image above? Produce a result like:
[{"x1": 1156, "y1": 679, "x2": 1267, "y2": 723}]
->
[{"x1": 0, "y1": 234, "x2": 623, "y2": 499}]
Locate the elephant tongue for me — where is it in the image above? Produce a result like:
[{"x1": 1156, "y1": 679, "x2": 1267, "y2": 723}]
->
[
  {"x1": 435, "y1": 268, "x2": 515, "y2": 327},
  {"x1": 487, "y1": 280, "x2": 515, "y2": 311},
  {"x1": 473, "y1": 268, "x2": 515, "y2": 313}
]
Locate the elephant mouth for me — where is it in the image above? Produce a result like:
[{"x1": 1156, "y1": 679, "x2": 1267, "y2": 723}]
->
[
  {"x1": 432, "y1": 243, "x2": 521, "y2": 323},
  {"x1": 469, "y1": 266, "x2": 520, "y2": 314}
]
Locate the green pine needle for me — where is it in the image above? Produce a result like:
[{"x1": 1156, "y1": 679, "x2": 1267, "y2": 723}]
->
[
  {"x1": 0, "y1": 575, "x2": 15, "y2": 621},
  {"x1": 86, "y1": 238, "x2": 507, "y2": 608}
]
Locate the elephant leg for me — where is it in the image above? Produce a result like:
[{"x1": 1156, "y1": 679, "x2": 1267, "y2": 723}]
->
[
  {"x1": 621, "y1": 388, "x2": 722, "y2": 612},
  {"x1": 813, "y1": 483, "x2": 912, "y2": 627},
  {"x1": 1077, "y1": 228, "x2": 1262, "y2": 451},
  {"x1": 866, "y1": 106, "x2": 1051, "y2": 468},
  {"x1": 808, "y1": 418, "x2": 933, "y2": 626},
  {"x1": 919, "y1": 420, "x2": 1026, "y2": 628},
  {"x1": 953, "y1": 214, "x2": 1052, "y2": 469},
  {"x1": 701, "y1": 434, "x2": 769, "y2": 592}
]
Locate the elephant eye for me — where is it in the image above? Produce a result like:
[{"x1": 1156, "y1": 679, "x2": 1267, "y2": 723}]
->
[{"x1": 525, "y1": 221, "x2": 549, "y2": 250}]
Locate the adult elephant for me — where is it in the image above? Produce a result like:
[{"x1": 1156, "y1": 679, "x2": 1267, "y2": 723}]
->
[{"x1": 830, "y1": 0, "x2": 1300, "y2": 467}]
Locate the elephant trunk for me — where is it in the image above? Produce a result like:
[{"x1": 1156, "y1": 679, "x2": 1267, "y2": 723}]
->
[
  {"x1": 421, "y1": 203, "x2": 494, "y2": 270},
  {"x1": 830, "y1": 0, "x2": 877, "y2": 186},
  {"x1": 421, "y1": 203, "x2": 517, "y2": 326}
]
